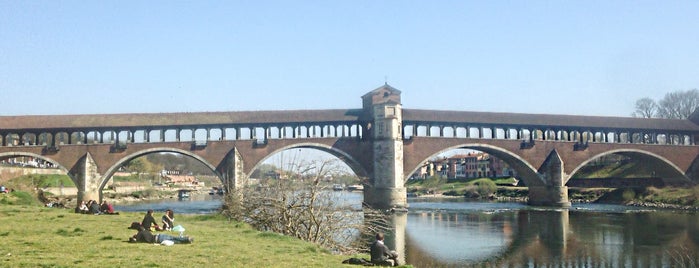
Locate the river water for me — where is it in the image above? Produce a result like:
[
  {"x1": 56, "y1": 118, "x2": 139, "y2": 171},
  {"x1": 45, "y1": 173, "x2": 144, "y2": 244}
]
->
[{"x1": 114, "y1": 192, "x2": 699, "y2": 267}]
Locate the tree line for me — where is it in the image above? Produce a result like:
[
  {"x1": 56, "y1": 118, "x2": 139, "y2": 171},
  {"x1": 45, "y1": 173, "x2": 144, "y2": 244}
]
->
[{"x1": 633, "y1": 89, "x2": 699, "y2": 119}]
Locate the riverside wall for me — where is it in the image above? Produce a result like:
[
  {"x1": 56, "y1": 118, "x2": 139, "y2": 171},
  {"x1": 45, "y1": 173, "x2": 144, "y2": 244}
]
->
[{"x1": 0, "y1": 166, "x2": 64, "y2": 183}]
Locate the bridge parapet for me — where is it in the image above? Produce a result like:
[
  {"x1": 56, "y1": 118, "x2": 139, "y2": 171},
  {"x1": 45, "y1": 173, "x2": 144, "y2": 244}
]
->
[
  {"x1": 403, "y1": 110, "x2": 698, "y2": 147},
  {"x1": 0, "y1": 110, "x2": 367, "y2": 149}
]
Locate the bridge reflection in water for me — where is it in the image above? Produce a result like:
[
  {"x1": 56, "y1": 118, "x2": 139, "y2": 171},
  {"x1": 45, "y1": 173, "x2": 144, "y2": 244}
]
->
[{"x1": 379, "y1": 204, "x2": 699, "y2": 267}]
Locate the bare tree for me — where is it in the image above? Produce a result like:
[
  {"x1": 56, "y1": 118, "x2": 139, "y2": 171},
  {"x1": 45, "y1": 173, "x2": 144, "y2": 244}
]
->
[
  {"x1": 632, "y1": 97, "x2": 657, "y2": 118},
  {"x1": 656, "y1": 89, "x2": 699, "y2": 119},
  {"x1": 220, "y1": 157, "x2": 390, "y2": 253}
]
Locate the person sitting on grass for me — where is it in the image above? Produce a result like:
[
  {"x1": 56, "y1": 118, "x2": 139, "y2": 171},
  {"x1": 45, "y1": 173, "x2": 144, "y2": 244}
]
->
[
  {"x1": 75, "y1": 201, "x2": 89, "y2": 214},
  {"x1": 88, "y1": 200, "x2": 101, "y2": 215},
  {"x1": 129, "y1": 225, "x2": 193, "y2": 244},
  {"x1": 162, "y1": 209, "x2": 174, "y2": 231},
  {"x1": 141, "y1": 209, "x2": 162, "y2": 231},
  {"x1": 370, "y1": 232, "x2": 399, "y2": 267},
  {"x1": 99, "y1": 200, "x2": 118, "y2": 215}
]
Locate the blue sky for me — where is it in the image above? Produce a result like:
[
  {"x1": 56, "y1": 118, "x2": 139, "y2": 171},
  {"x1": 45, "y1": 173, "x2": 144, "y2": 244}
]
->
[{"x1": 1, "y1": 1, "x2": 698, "y2": 117}]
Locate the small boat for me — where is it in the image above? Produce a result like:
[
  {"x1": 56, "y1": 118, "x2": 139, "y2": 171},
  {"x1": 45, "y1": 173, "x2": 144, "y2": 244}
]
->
[
  {"x1": 332, "y1": 184, "x2": 344, "y2": 191},
  {"x1": 346, "y1": 184, "x2": 364, "y2": 191}
]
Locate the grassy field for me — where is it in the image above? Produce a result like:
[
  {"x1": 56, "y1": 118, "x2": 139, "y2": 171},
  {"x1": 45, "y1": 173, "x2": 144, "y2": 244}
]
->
[{"x1": 0, "y1": 203, "x2": 367, "y2": 267}]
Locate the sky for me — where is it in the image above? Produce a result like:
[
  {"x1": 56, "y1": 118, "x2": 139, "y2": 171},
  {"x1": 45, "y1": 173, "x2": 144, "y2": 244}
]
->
[{"x1": 1, "y1": 1, "x2": 698, "y2": 118}]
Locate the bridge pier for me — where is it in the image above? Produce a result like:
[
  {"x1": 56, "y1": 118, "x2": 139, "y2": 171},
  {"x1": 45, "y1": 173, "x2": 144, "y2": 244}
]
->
[
  {"x1": 73, "y1": 153, "x2": 102, "y2": 205},
  {"x1": 364, "y1": 186, "x2": 407, "y2": 210},
  {"x1": 219, "y1": 148, "x2": 246, "y2": 192},
  {"x1": 527, "y1": 150, "x2": 571, "y2": 208},
  {"x1": 527, "y1": 185, "x2": 571, "y2": 208}
]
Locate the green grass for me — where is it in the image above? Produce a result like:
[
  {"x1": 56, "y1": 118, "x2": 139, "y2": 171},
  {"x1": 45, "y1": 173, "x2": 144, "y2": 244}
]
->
[
  {"x1": 4, "y1": 174, "x2": 75, "y2": 189},
  {"x1": 408, "y1": 177, "x2": 503, "y2": 198},
  {"x1": 639, "y1": 186, "x2": 699, "y2": 206},
  {"x1": 572, "y1": 160, "x2": 654, "y2": 178},
  {"x1": 0, "y1": 205, "x2": 369, "y2": 267},
  {"x1": 0, "y1": 191, "x2": 42, "y2": 206}
]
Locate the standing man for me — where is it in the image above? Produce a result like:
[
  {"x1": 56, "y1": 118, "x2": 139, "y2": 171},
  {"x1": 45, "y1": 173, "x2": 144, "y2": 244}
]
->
[{"x1": 370, "y1": 232, "x2": 399, "y2": 266}]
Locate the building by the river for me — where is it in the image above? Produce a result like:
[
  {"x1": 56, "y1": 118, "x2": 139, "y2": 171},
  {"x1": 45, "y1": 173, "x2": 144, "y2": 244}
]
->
[{"x1": 411, "y1": 152, "x2": 516, "y2": 180}]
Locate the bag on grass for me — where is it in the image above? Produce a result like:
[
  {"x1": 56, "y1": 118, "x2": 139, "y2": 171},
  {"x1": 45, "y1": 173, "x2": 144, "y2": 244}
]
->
[{"x1": 129, "y1": 222, "x2": 141, "y2": 229}]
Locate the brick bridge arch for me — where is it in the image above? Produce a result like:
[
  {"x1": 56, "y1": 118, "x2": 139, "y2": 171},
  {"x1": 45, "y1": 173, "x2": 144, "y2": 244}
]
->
[
  {"x1": 245, "y1": 142, "x2": 370, "y2": 180},
  {"x1": 0, "y1": 151, "x2": 74, "y2": 184},
  {"x1": 403, "y1": 142, "x2": 545, "y2": 187},
  {"x1": 568, "y1": 149, "x2": 691, "y2": 185},
  {"x1": 83, "y1": 138, "x2": 372, "y2": 202},
  {"x1": 404, "y1": 137, "x2": 699, "y2": 184},
  {"x1": 98, "y1": 147, "x2": 220, "y2": 195}
]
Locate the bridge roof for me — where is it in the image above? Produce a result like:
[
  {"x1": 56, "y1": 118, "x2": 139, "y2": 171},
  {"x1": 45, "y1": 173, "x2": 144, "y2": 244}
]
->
[
  {"x1": 3, "y1": 108, "x2": 698, "y2": 133},
  {"x1": 0, "y1": 109, "x2": 363, "y2": 131},
  {"x1": 403, "y1": 109, "x2": 699, "y2": 132}
]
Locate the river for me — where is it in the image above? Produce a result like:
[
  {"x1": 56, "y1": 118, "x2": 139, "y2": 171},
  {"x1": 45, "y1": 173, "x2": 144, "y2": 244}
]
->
[{"x1": 114, "y1": 192, "x2": 699, "y2": 267}]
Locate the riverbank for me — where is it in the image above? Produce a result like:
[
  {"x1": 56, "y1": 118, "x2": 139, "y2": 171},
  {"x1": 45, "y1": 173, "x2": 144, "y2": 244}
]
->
[
  {"x1": 408, "y1": 179, "x2": 699, "y2": 211},
  {"x1": 0, "y1": 204, "x2": 368, "y2": 267}
]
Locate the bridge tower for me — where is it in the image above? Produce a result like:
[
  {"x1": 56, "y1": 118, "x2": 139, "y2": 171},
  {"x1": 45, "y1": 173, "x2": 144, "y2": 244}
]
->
[{"x1": 362, "y1": 84, "x2": 408, "y2": 209}]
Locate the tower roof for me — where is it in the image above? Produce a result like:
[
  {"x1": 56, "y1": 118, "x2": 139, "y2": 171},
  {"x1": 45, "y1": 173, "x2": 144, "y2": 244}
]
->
[
  {"x1": 361, "y1": 83, "x2": 402, "y2": 98},
  {"x1": 362, "y1": 83, "x2": 402, "y2": 106}
]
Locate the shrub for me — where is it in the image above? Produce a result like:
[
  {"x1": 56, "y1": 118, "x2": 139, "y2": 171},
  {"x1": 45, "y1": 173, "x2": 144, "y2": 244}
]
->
[
  {"x1": 621, "y1": 188, "x2": 636, "y2": 202},
  {"x1": 130, "y1": 189, "x2": 161, "y2": 199},
  {"x1": 470, "y1": 179, "x2": 497, "y2": 197},
  {"x1": 462, "y1": 185, "x2": 480, "y2": 198},
  {"x1": 443, "y1": 189, "x2": 465, "y2": 196}
]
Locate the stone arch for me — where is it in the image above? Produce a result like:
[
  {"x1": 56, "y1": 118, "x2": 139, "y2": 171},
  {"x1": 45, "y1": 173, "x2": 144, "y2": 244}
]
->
[
  {"x1": 403, "y1": 143, "x2": 545, "y2": 187},
  {"x1": 245, "y1": 142, "x2": 369, "y2": 180},
  {"x1": 568, "y1": 149, "x2": 691, "y2": 186},
  {"x1": 0, "y1": 152, "x2": 74, "y2": 185},
  {"x1": 98, "y1": 147, "x2": 220, "y2": 195}
]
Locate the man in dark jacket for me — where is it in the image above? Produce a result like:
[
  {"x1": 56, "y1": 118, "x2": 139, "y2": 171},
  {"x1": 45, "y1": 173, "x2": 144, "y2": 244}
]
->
[
  {"x1": 141, "y1": 209, "x2": 160, "y2": 231},
  {"x1": 130, "y1": 226, "x2": 156, "y2": 243},
  {"x1": 370, "y1": 232, "x2": 399, "y2": 266}
]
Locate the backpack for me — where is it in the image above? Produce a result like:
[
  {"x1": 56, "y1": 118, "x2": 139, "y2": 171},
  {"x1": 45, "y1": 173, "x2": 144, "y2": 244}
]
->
[{"x1": 129, "y1": 222, "x2": 141, "y2": 229}]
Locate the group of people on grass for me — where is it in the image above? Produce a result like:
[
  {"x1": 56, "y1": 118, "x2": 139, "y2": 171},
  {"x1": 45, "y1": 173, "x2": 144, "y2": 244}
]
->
[
  {"x1": 129, "y1": 209, "x2": 193, "y2": 244},
  {"x1": 75, "y1": 200, "x2": 118, "y2": 215},
  {"x1": 138, "y1": 209, "x2": 175, "y2": 231},
  {"x1": 68, "y1": 198, "x2": 191, "y2": 245}
]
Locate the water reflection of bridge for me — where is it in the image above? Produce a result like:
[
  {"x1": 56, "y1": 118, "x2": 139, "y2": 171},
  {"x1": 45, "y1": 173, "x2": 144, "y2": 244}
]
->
[{"x1": 382, "y1": 207, "x2": 699, "y2": 267}]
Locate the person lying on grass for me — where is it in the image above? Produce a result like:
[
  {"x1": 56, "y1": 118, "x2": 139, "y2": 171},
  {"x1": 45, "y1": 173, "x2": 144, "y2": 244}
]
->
[{"x1": 129, "y1": 225, "x2": 193, "y2": 244}]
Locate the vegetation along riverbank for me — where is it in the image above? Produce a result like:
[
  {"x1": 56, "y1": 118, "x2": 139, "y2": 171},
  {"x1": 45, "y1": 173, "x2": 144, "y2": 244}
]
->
[{"x1": 407, "y1": 177, "x2": 699, "y2": 210}]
